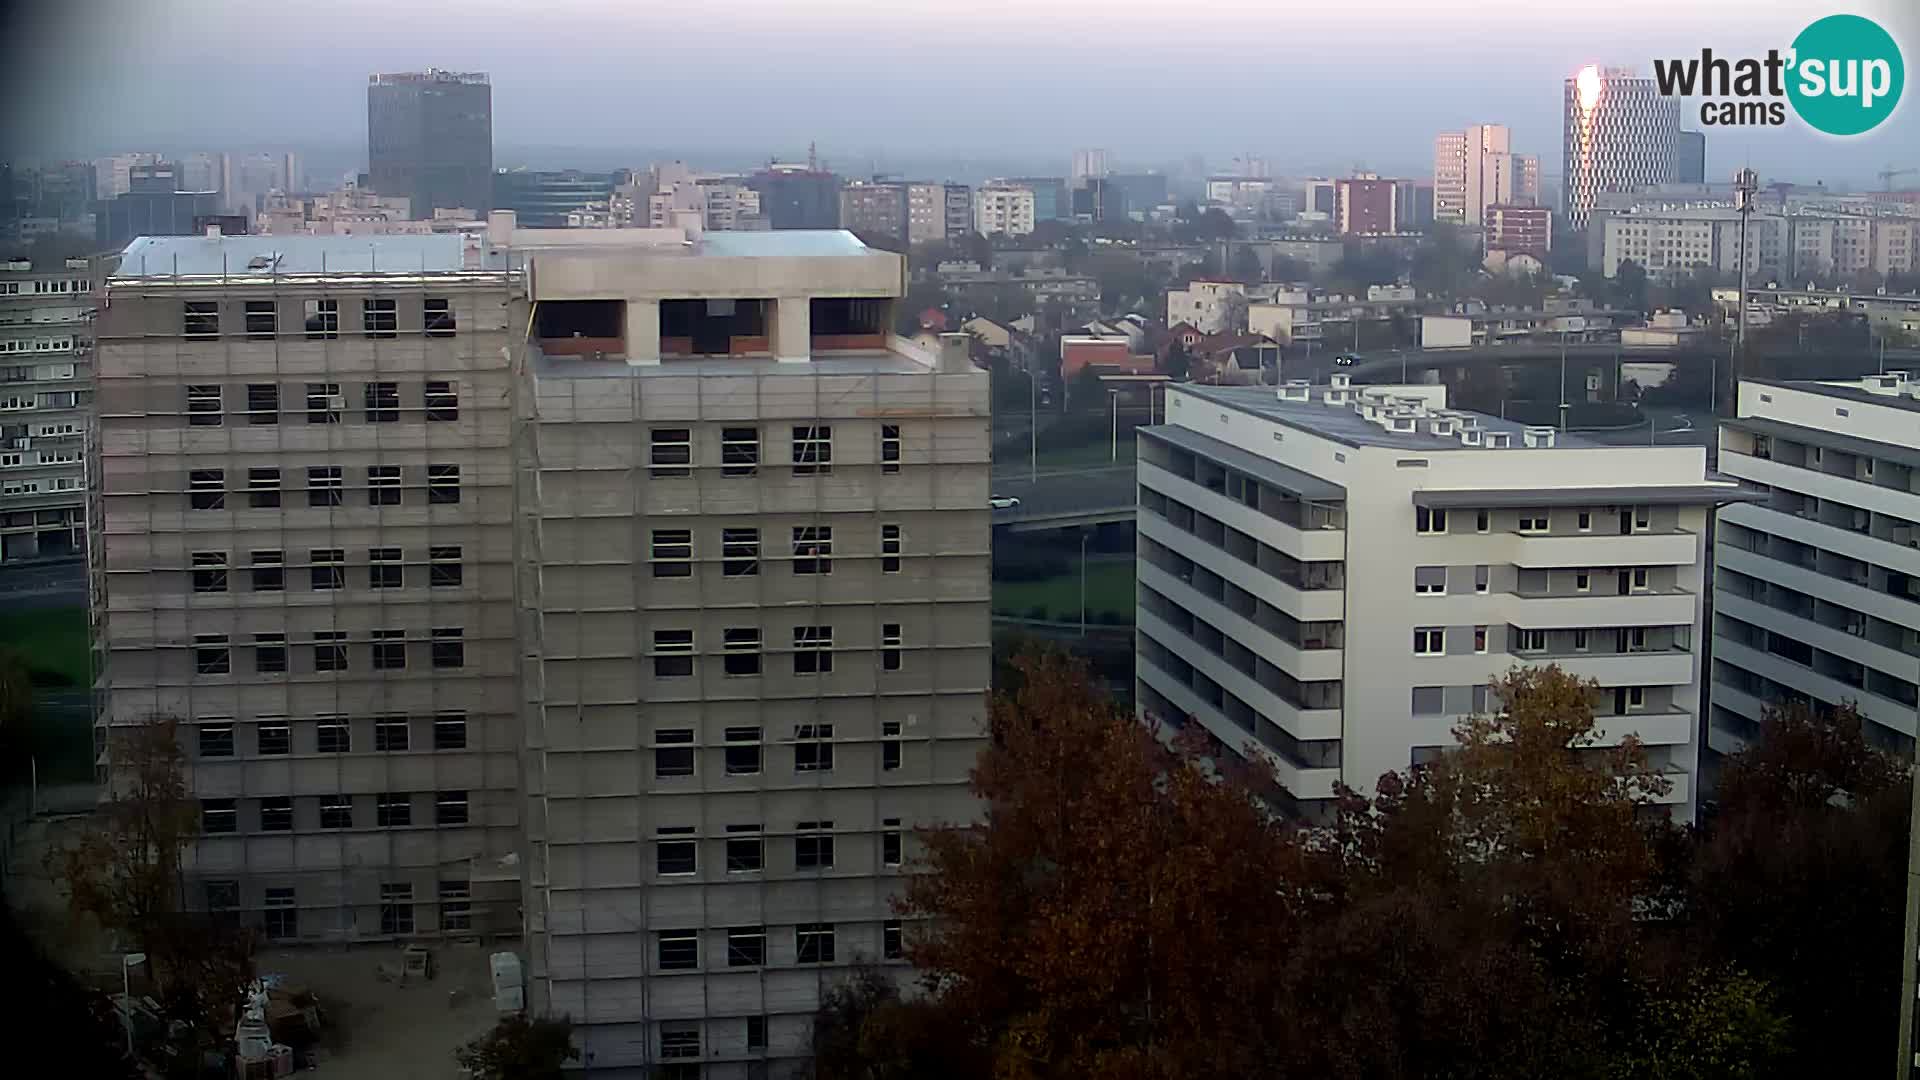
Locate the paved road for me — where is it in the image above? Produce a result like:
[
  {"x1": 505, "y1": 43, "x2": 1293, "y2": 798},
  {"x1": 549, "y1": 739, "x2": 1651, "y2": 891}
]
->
[
  {"x1": 0, "y1": 559, "x2": 85, "y2": 611},
  {"x1": 989, "y1": 465, "x2": 1137, "y2": 529}
]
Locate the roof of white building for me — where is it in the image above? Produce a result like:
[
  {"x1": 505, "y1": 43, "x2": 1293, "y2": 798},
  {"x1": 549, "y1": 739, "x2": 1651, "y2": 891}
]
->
[
  {"x1": 113, "y1": 234, "x2": 478, "y2": 277},
  {"x1": 1178, "y1": 382, "x2": 1595, "y2": 452}
]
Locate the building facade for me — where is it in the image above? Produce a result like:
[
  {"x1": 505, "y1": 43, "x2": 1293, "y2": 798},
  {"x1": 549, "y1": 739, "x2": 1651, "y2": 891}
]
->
[
  {"x1": 1484, "y1": 204, "x2": 1553, "y2": 259},
  {"x1": 1676, "y1": 130, "x2": 1707, "y2": 185},
  {"x1": 1071, "y1": 149, "x2": 1110, "y2": 186},
  {"x1": 0, "y1": 257, "x2": 96, "y2": 561},
  {"x1": 1711, "y1": 376, "x2": 1920, "y2": 776},
  {"x1": 1005, "y1": 177, "x2": 1066, "y2": 222},
  {"x1": 839, "y1": 181, "x2": 908, "y2": 241},
  {"x1": 492, "y1": 170, "x2": 620, "y2": 229},
  {"x1": 1335, "y1": 176, "x2": 1399, "y2": 236},
  {"x1": 1433, "y1": 125, "x2": 1540, "y2": 227},
  {"x1": 747, "y1": 167, "x2": 841, "y2": 230},
  {"x1": 1563, "y1": 67, "x2": 1681, "y2": 230},
  {"x1": 368, "y1": 70, "x2": 494, "y2": 219},
  {"x1": 1136, "y1": 377, "x2": 1739, "y2": 821},
  {"x1": 974, "y1": 183, "x2": 1037, "y2": 237},
  {"x1": 1596, "y1": 208, "x2": 1917, "y2": 280},
  {"x1": 95, "y1": 164, "x2": 220, "y2": 249}
]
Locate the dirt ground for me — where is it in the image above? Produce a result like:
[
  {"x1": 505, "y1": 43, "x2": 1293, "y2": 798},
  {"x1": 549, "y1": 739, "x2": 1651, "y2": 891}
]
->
[{"x1": 258, "y1": 942, "x2": 512, "y2": 1080}]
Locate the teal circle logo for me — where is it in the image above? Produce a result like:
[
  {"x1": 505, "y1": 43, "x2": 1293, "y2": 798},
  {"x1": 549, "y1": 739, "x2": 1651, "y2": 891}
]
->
[{"x1": 1787, "y1": 14, "x2": 1904, "y2": 136}]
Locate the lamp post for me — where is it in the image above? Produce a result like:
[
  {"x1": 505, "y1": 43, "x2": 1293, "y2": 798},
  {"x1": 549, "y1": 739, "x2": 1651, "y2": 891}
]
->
[
  {"x1": 1079, "y1": 530, "x2": 1091, "y2": 637},
  {"x1": 1028, "y1": 356, "x2": 1037, "y2": 482},
  {"x1": 1558, "y1": 328, "x2": 1570, "y2": 432},
  {"x1": 121, "y1": 952, "x2": 146, "y2": 1056},
  {"x1": 1109, "y1": 388, "x2": 1120, "y2": 462}
]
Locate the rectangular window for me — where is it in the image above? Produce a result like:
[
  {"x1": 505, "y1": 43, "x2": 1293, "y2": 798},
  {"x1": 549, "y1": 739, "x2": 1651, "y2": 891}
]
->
[
  {"x1": 657, "y1": 931, "x2": 699, "y2": 971},
  {"x1": 195, "y1": 633, "x2": 230, "y2": 675},
  {"x1": 429, "y1": 546, "x2": 463, "y2": 588},
  {"x1": 1516, "y1": 629, "x2": 1547, "y2": 653},
  {"x1": 204, "y1": 881, "x2": 240, "y2": 914},
  {"x1": 363, "y1": 381, "x2": 399, "y2": 422},
  {"x1": 1474, "y1": 625, "x2": 1488, "y2": 654},
  {"x1": 722, "y1": 528, "x2": 759, "y2": 577},
  {"x1": 795, "y1": 821, "x2": 835, "y2": 868},
  {"x1": 654, "y1": 728, "x2": 695, "y2": 778},
  {"x1": 881, "y1": 423, "x2": 901, "y2": 473},
  {"x1": 1415, "y1": 506, "x2": 1446, "y2": 534},
  {"x1": 650, "y1": 428, "x2": 692, "y2": 478},
  {"x1": 307, "y1": 466, "x2": 343, "y2": 507},
  {"x1": 310, "y1": 548, "x2": 344, "y2": 590},
  {"x1": 1626, "y1": 628, "x2": 1648, "y2": 652},
  {"x1": 438, "y1": 880, "x2": 472, "y2": 930},
  {"x1": 796, "y1": 922, "x2": 836, "y2": 964},
  {"x1": 319, "y1": 795, "x2": 353, "y2": 829},
  {"x1": 882, "y1": 623, "x2": 903, "y2": 672},
  {"x1": 1413, "y1": 627, "x2": 1444, "y2": 656},
  {"x1": 1632, "y1": 506, "x2": 1651, "y2": 532},
  {"x1": 369, "y1": 547, "x2": 403, "y2": 589},
  {"x1": 198, "y1": 722, "x2": 234, "y2": 758},
  {"x1": 362, "y1": 297, "x2": 397, "y2": 338},
  {"x1": 1476, "y1": 509, "x2": 1490, "y2": 533},
  {"x1": 191, "y1": 551, "x2": 228, "y2": 593},
  {"x1": 244, "y1": 300, "x2": 276, "y2": 338},
  {"x1": 1628, "y1": 686, "x2": 1646, "y2": 710},
  {"x1": 1413, "y1": 566, "x2": 1446, "y2": 595},
  {"x1": 1573, "y1": 629, "x2": 1591, "y2": 652},
  {"x1": 881, "y1": 524, "x2": 902, "y2": 573},
  {"x1": 747, "y1": 1016, "x2": 768, "y2": 1051},
  {"x1": 316, "y1": 716, "x2": 351, "y2": 753},
  {"x1": 257, "y1": 719, "x2": 290, "y2": 756},
  {"x1": 372, "y1": 628, "x2": 407, "y2": 670},
  {"x1": 433, "y1": 712, "x2": 468, "y2": 750},
  {"x1": 428, "y1": 464, "x2": 460, "y2": 504},
  {"x1": 379, "y1": 883, "x2": 414, "y2": 935},
  {"x1": 792, "y1": 526, "x2": 832, "y2": 574},
  {"x1": 659, "y1": 1024, "x2": 701, "y2": 1061},
  {"x1": 794, "y1": 626, "x2": 833, "y2": 674},
  {"x1": 247, "y1": 467, "x2": 280, "y2": 508},
  {"x1": 884, "y1": 919, "x2": 904, "y2": 960},
  {"x1": 1577, "y1": 511, "x2": 1592, "y2": 532},
  {"x1": 728, "y1": 925, "x2": 766, "y2": 966},
  {"x1": 721, "y1": 426, "x2": 759, "y2": 476},
  {"x1": 654, "y1": 629, "x2": 694, "y2": 678},
  {"x1": 424, "y1": 380, "x2": 458, "y2": 421},
  {"x1": 367, "y1": 465, "x2": 402, "y2": 505},
  {"x1": 202, "y1": 798, "x2": 237, "y2": 834},
  {"x1": 246, "y1": 383, "x2": 279, "y2": 423},
  {"x1": 431, "y1": 628, "x2": 464, "y2": 669},
  {"x1": 657, "y1": 837, "x2": 697, "y2": 876},
  {"x1": 723, "y1": 629, "x2": 761, "y2": 677},
  {"x1": 724, "y1": 726, "x2": 762, "y2": 775},
  {"x1": 377, "y1": 793, "x2": 412, "y2": 827},
  {"x1": 435, "y1": 790, "x2": 469, "y2": 826},
  {"x1": 882, "y1": 721, "x2": 904, "y2": 771},
  {"x1": 883, "y1": 816, "x2": 903, "y2": 865},
  {"x1": 1475, "y1": 565, "x2": 1489, "y2": 594},
  {"x1": 794, "y1": 723, "x2": 834, "y2": 772},
  {"x1": 189, "y1": 469, "x2": 226, "y2": 510},
  {"x1": 260, "y1": 798, "x2": 292, "y2": 833},
  {"x1": 651, "y1": 529, "x2": 693, "y2": 577},
  {"x1": 374, "y1": 715, "x2": 409, "y2": 752},
  {"x1": 304, "y1": 299, "x2": 338, "y2": 339},
  {"x1": 313, "y1": 632, "x2": 347, "y2": 672},
  {"x1": 1631, "y1": 568, "x2": 1649, "y2": 591},
  {"x1": 254, "y1": 633, "x2": 287, "y2": 674},
  {"x1": 1575, "y1": 571, "x2": 1591, "y2": 593},
  {"x1": 1411, "y1": 686, "x2": 1445, "y2": 714},
  {"x1": 792, "y1": 424, "x2": 832, "y2": 475},
  {"x1": 423, "y1": 298, "x2": 456, "y2": 338},
  {"x1": 305, "y1": 382, "x2": 342, "y2": 423},
  {"x1": 1518, "y1": 512, "x2": 1549, "y2": 534},
  {"x1": 183, "y1": 301, "x2": 219, "y2": 338}
]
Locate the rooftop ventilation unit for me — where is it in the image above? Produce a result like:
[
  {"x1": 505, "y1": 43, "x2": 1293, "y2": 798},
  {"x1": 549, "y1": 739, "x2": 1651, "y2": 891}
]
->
[
  {"x1": 1460, "y1": 428, "x2": 1483, "y2": 446},
  {"x1": 1324, "y1": 388, "x2": 1350, "y2": 405},
  {"x1": 1429, "y1": 418, "x2": 1456, "y2": 437},
  {"x1": 1277, "y1": 380, "x2": 1311, "y2": 402},
  {"x1": 1485, "y1": 430, "x2": 1512, "y2": 449},
  {"x1": 1522, "y1": 425, "x2": 1557, "y2": 448},
  {"x1": 1329, "y1": 373, "x2": 1352, "y2": 390}
]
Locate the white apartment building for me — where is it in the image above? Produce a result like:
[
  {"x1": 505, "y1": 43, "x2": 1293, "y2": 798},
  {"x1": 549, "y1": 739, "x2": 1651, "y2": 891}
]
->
[
  {"x1": 973, "y1": 183, "x2": 1036, "y2": 237},
  {"x1": 1433, "y1": 124, "x2": 1539, "y2": 226},
  {"x1": 0, "y1": 257, "x2": 97, "y2": 561},
  {"x1": 1599, "y1": 208, "x2": 1919, "y2": 280},
  {"x1": 1135, "y1": 377, "x2": 1744, "y2": 821},
  {"x1": 1165, "y1": 279, "x2": 1256, "y2": 335},
  {"x1": 1711, "y1": 376, "x2": 1920, "y2": 771}
]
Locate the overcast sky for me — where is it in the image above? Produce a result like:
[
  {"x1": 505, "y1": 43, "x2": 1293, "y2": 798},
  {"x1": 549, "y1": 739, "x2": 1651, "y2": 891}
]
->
[{"x1": 2, "y1": 0, "x2": 1916, "y2": 188}]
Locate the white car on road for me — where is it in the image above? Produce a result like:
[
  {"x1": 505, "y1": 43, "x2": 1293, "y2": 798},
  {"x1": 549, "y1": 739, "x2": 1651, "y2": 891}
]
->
[{"x1": 989, "y1": 495, "x2": 1021, "y2": 510}]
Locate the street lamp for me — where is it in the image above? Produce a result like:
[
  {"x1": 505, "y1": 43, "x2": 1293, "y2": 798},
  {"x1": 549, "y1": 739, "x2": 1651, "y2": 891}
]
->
[
  {"x1": 121, "y1": 952, "x2": 147, "y2": 1056},
  {"x1": 1079, "y1": 530, "x2": 1091, "y2": 637},
  {"x1": 1559, "y1": 328, "x2": 1570, "y2": 432},
  {"x1": 1109, "y1": 388, "x2": 1120, "y2": 462}
]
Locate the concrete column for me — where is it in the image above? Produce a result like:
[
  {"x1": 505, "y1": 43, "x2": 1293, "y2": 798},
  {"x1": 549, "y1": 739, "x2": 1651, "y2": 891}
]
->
[
  {"x1": 774, "y1": 296, "x2": 811, "y2": 364},
  {"x1": 625, "y1": 299, "x2": 661, "y2": 366}
]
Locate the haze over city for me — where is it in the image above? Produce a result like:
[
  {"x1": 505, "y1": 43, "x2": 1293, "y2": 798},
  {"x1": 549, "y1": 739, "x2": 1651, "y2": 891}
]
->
[{"x1": 4, "y1": 0, "x2": 1916, "y2": 185}]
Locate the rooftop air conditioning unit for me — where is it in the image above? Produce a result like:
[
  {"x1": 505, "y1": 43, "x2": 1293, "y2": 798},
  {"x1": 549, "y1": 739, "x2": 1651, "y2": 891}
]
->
[
  {"x1": 1329, "y1": 373, "x2": 1352, "y2": 390},
  {"x1": 1324, "y1": 388, "x2": 1350, "y2": 405},
  {"x1": 1429, "y1": 418, "x2": 1455, "y2": 437},
  {"x1": 1522, "y1": 426, "x2": 1557, "y2": 449},
  {"x1": 1485, "y1": 431, "x2": 1512, "y2": 449},
  {"x1": 1460, "y1": 428, "x2": 1483, "y2": 446},
  {"x1": 1276, "y1": 380, "x2": 1311, "y2": 402}
]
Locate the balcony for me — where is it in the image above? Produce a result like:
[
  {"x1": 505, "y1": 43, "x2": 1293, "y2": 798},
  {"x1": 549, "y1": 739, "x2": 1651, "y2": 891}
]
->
[
  {"x1": 1527, "y1": 648, "x2": 1696, "y2": 688},
  {"x1": 1713, "y1": 637, "x2": 1917, "y2": 737},
  {"x1": 1137, "y1": 655, "x2": 1340, "y2": 800},
  {"x1": 1139, "y1": 610, "x2": 1342, "y2": 741},
  {"x1": 1587, "y1": 709, "x2": 1694, "y2": 747},
  {"x1": 1504, "y1": 529, "x2": 1699, "y2": 569},
  {"x1": 1138, "y1": 561, "x2": 1343, "y2": 682},
  {"x1": 1139, "y1": 513, "x2": 1343, "y2": 623},
  {"x1": 1723, "y1": 450, "x2": 1920, "y2": 527},
  {"x1": 1504, "y1": 588, "x2": 1697, "y2": 629},
  {"x1": 1138, "y1": 461, "x2": 1344, "y2": 562}
]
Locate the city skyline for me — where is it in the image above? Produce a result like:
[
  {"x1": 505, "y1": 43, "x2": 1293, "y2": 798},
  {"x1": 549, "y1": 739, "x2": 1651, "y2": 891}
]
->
[{"x1": 4, "y1": 0, "x2": 1916, "y2": 191}]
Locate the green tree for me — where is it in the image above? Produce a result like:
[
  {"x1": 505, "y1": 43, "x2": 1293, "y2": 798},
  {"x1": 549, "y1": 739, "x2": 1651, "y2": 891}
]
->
[
  {"x1": 455, "y1": 1015, "x2": 579, "y2": 1080},
  {"x1": 1609, "y1": 969, "x2": 1789, "y2": 1080},
  {"x1": 1228, "y1": 245, "x2": 1265, "y2": 284},
  {"x1": 1613, "y1": 259, "x2": 1650, "y2": 312},
  {"x1": 1197, "y1": 207, "x2": 1237, "y2": 240},
  {"x1": 1161, "y1": 340, "x2": 1191, "y2": 381}
]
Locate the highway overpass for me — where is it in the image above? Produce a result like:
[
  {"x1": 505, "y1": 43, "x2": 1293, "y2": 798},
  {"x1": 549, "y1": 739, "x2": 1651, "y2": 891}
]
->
[{"x1": 990, "y1": 464, "x2": 1138, "y2": 531}]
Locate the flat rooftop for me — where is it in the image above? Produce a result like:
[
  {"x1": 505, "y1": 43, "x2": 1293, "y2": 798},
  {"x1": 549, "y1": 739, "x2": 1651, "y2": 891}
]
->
[
  {"x1": 112, "y1": 234, "x2": 484, "y2": 277},
  {"x1": 1753, "y1": 377, "x2": 1920, "y2": 415},
  {"x1": 1178, "y1": 383, "x2": 1601, "y2": 452}
]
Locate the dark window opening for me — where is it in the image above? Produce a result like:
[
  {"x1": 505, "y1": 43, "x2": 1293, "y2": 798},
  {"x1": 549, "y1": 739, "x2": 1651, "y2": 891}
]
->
[
  {"x1": 660, "y1": 298, "x2": 769, "y2": 355},
  {"x1": 532, "y1": 300, "x2": 623, "y2": 357},
  {"x1": 810, "y1": 297, "x2": 887, "y2": 341}
]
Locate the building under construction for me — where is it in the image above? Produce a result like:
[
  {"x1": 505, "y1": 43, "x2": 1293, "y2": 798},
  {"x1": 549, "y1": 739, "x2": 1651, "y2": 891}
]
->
[{"x1": 94, "y1": 216, "x2": 991, "y2": 1078}]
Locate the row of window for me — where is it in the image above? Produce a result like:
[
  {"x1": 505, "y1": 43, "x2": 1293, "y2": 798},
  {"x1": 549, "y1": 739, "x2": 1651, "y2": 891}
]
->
[
  {"x1": 1411, "y1": 565, "x2": 1649, "y2": 595},
  {"x1": 1410, "y1": 625, "x2": 1656, "y2": 657},
  {"x1": 648, "y1": 722, "x2": 908, "y2": 777},
  {"x1": 184, "y1": 381, "x2": 459, "y2": 425},
  {"x1": 189, "y1": 628, "x2": 463, "y2": 675},
  {"x1": 651, "y1": 820, "x2": 904, "y2": 876},
  {"x1": 196, "y1": 713, "x2": 469, "y2": 756},
  {"x1": 202, "y1": 880, "x2": 473, "y2": 938},
  {"x1": 0, "y1": 390, "x2": 81, "y2": 411},
  {"x1": 186, "y1": 464, "x2": 462, "y2": 509},
  {"x1": 0, "y1": 278, "x2": 90, "y2": 295},
  {"x1": 182, "y1": 298, "x2": 457, "y2": 340},
  {"x1": 651, "y1": 625, "x2": 900, "y2": 678},
  {"x1": 1415, "y1": 505, "x2": 1655, "y2": 536},
  {"x1": 650, "y1": 525, "x2": 903, "y2": 577},
  {"x1": 649, "y1": 424, "x2": 899, "y2": 478},
  {"x1": 202, "y1": 790, "x2": 473, "y2": 833},
  {"x1": 190, "y1": 546, "x2": 463, "y2": 593},
  {"x1": 652, "y1": 920, "x2": 902, "y2": 971}
]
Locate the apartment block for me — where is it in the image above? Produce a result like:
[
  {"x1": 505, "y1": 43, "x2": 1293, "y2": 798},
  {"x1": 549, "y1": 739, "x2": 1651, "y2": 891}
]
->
[
  {"x1": 1711, "y1": 376, "x2": 1920, "y2": 772},
  {"x1": 0, "y1": 257, "x2": 96, "y2": 561},
  {"x1": 95, "y1": 234, "x2": 523, "y2": 942},
  {"x1": 513, "y1": 226, "x2": 990, "y2": 1075},
  {"x1": 1136, "y1": 377, "x2": 1743, "y2": 821},
  {"x1": 973, "y1": 183, "x2": 1036, "y2": 237}
]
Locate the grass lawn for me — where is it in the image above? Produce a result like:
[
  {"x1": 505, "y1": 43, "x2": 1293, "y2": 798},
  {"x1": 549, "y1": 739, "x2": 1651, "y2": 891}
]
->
[
  {"x1": 1033, "y1": 437, "x2": 1137, "y2": 470},
  {"x1": 0, "y1": 606, "x2": 89, "y2": 687},
  {"x1": 993, "y1": 559, "x2": 1136, "y2": 623}
]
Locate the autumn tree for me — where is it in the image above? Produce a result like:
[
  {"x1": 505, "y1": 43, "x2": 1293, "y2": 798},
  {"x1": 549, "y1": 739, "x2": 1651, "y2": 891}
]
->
[
  {"x1": 900, "y1": 650, "x2": 1319, "y2": 1079},
  {"x1": 455, "y1": 1014, "x2": 579, "y2": 1080},
  {"x1": 813, "y1": 965, "x2": 984, "y2": 1080}
]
